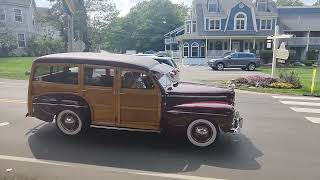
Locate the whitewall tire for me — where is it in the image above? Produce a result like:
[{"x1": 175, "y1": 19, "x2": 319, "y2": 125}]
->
[
  {"x1": 56, "y1": 110, "x2": 83, "y2": 136},
  {"x1": 187, "y1": 119, "x2": 219, "y2": 147}
]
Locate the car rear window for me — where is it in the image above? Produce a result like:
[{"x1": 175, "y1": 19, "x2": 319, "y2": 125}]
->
[{"x1": 155, "y1": 59, "x2": 174, "y2": 67}]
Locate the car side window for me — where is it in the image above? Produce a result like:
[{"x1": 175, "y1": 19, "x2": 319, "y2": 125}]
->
[
  {"x1": 238, "y1": 54, "x2": 247, "y2": 58},
  {"x1": 121, "y1": 70, "x2": 154, "y2": 89},
  {"x1": 33, "y1": 65, "x2": 79, "y2": 85},
  {"x1": 84, "y1": 67, "x2": 114, "y2": 87},
  {"x1": 231, "y1": 54, "x2": 238, "y2": 58}
]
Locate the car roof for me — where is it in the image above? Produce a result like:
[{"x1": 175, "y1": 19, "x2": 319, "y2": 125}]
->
[{"x1": 34, "y1": 52, "x2": 161, "y2": 71}]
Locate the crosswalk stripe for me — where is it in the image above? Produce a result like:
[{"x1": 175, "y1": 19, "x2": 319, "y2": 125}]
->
[
  {"x1": 305, "y1": 117, "x2": 320, "y2": 124},
  {"x1": 290, "y1": 107, "x2": 320, "y2": 114},
  {"x1": 273, "y1": 95, "x2": 320, "y2": 101},
  {"x1": 280, "y1": 101, "x2": 320, "y2": 107}
]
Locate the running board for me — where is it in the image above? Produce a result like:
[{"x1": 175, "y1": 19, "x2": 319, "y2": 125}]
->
[{"x1": 90, "y1": 125, "x2": 161, "y2": 133}]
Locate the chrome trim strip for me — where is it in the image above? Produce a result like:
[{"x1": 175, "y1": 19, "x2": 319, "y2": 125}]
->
[
  {"x1": 90, "y1": 125, "x2": 161, "y2": 133},
  {"x1": 167, "y1": 95, "x2": 228, "y2": 99},
  {"x1": 167, "y1": 110, "x2": 227, "y2": 117},
  {"x1": 32, "y1": 103, "x2": 87, "y2": 108}
]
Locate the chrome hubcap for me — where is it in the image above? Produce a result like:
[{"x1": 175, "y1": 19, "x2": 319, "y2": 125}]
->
[
  {"x1": 60, "y1": 113, "x2": 79, "y2": 132},
  {"x1": 217, "y1": 64, "x2": 223, "y2": 70},
  {"x1": 249, "y1": 64, "x2": 255, "y2": 70},
  {"x1": 191, "y1": 123, "x2": 213, "y2": 143}
]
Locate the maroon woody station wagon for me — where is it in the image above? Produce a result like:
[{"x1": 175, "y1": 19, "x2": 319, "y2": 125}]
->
[{"x1": 27, "y1": 53, "x2": 243, "y2": 147}]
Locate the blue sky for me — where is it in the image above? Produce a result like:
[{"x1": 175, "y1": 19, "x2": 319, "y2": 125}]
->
[{"x1": 35, "y1": 0, "x2": 317, "y2": 16}]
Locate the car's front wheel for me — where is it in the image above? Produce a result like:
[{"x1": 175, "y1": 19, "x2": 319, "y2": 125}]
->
[
  {"x1": 216, "y1": 63, "x2": 224, "y2": 71},
  {"x1": 247, "y1": 63, "x2": 256, "y2": 71},
  {"x1": 187, "y1": 119, "x2": 219, "y2": 147},
  {"x1": 56, "y1": 109, "x2": 89, "y2": 136}
]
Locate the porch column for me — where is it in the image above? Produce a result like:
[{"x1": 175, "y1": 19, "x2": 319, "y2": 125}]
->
[
  {"x1": 229, "y1": 38, "x2": 232, "y2": 51},
  {"x1": 205, "y1": 38, "x2": 208, "y2": 59},
  {"x1": 253, "y1": 38, "x2": 256, "y2": 49}
]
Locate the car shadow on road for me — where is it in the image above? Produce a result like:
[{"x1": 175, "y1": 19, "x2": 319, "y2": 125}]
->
[{"x1": 28, "y1": 123, "x2": 263, "y2": 173}]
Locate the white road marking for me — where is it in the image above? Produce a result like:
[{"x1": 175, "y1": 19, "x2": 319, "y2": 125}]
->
[
  {"x1": 0, "y1": 154, "x2": 226, "y2": 180},
  {"x1": 280, "y1": 101, "x2": 320, "y2": 107},
  {"x1": 305, "y1": 117, "x2": 320, "y2": 124},
  {"x1": 273, "y1": 95, "x2": 320, "y2": 101},
  {"x1": 290, "y1": 107, "x2": 320, "y2": 114},
  {"x1": 0, "y1": 122, "x2": 9, "y2": 127},
  {"x1": 0, "y1": 98, "x2": 26, "y2": 104}
]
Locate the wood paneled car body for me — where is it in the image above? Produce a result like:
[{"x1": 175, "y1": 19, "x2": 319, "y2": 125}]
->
[{"x1": 27, "y1": 53, "x2": 242, "y2": 147}]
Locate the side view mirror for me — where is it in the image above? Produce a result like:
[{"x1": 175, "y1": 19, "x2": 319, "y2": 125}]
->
[
  {"x1": 25, "y1": 71, "x2": 31, "y2": 76},
  {"x1": 227, "y1": 56, "x2": 232, "y2": 59}
]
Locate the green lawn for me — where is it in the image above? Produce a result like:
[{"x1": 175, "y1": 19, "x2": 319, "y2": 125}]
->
[
  {"x1": 252, "y1": 66, "x2": 320, "y2": 95},
  {"x1": 0, "y1": 57, "x2": 34, "y2": 80}
]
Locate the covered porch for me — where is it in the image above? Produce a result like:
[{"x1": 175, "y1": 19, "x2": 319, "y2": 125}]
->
[{"x1": 179, "y1": 36, "x2": 268, "y2": 65}]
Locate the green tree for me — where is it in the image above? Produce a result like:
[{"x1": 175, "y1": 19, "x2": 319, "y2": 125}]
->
[
  {"x1": 276, "y1": 0, "x2": 304, "y2": 6},
  {"x1": 0, "y1": 32, "x2": 17, "y2": 57},
  {"x1": 104, "y1": 0, "x2": 189, "y2": 53},
  {"x1": 47, "y1": 0, "x2": 118, "y2": 51},
  {"x1": 314, "y1": 0, "x2": 320, "y2": 6}
]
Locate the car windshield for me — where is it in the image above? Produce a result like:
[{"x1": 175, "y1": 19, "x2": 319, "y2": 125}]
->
[{"x1": 155, "y1": 72, "x2": 176, "y2": 88}]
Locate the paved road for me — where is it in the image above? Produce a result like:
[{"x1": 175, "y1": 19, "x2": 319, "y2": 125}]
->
[
  {"x1": 0, "y1": 77, "x2": 320, "y2": 179},
  {"x1": 177, "y1": 62, "x2": 266, "y2": 83}
]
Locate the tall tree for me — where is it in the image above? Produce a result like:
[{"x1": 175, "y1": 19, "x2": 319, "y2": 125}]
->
[
  {"x1": 105, "y1": 0, "x2": 189, "y2": 53},
  {"x1": 276, "y1": 0, "x2": 304, "y2": 6},
  {"x1": 47, "y1": 0, "x2": 118, "y2": 51},
  {"x1": 314, "y1": 0, "x2": 320, "y2": 6}
]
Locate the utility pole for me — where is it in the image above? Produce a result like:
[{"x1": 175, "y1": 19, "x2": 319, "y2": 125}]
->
[
  {"x1": 271, "y1": 25, "x2": 279, "y2": 77},
  {"x1": 67, "y1": 15, "x2": 74, "y2": 52}
]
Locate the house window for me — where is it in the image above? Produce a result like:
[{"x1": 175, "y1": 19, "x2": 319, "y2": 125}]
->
[
  {"x1": 14, "y1": 9, "x2": 23, "y2": 22},
  {"x1": 0, "y1": 8, "x2": 5, "y2": 21},
  {"x1": 260, "y1": 19, "x2": 272, "y2": 30},
  {"x1": 208, "y1": 0, "x2": 218, "y2": 12},
  {"x1": 257, "y1": 0, "x2": 267, "y2": 12},
  {"x1": 18, "y1": 34, "x2": 26, "y2": 48},
  {"x1": 224, "y1": 41, "x2": 228, "y2": 50},
  {"x1": 191, "y1": 42, "x2": 199, "y2": 57},
  {"x1": 192, "y1": 21, "x2": 197, "y2": 33},
  {"x1": 234, "y1": 13, "x2": 247, "y2": 30},
  {"x1": 186, "y1": 21, "x2": 191, "y2": 33},
  {"x1": 183, "y1": 43, "x2": 189, "y2": 57},
  {"x1": 206, "y1": 18, "x2": 221, "y2": 30},
  {"x1": 200, "y1": 43, "x2": 206, "y2": 57}
]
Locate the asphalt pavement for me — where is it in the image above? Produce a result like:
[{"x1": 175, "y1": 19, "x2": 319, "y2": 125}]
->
[{"x1": 0, "y1": 66, "x2": 319, "y2": 180}]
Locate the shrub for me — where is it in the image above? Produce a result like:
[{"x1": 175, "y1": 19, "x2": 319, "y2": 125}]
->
[
  {"x1": 278, "y1": 70, "x2": 302, "y2": 89},
  {"x1": 234, "y1": 75, "x2": 278, "y2": 88},
  {"x1": 0, "y1": 33, "x2": 18, "y2": 57},
  {"x1": 258, "y1": 50, "x2": 273, "y2": 64},
  {"x1": 26, "y1": 36, "x2": 65, "y2": 56},
  {"x1": 270, "y1": 82, "x2": 295, "y2": 89}
]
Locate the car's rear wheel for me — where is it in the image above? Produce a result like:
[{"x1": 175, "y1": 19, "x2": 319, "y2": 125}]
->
[
  {"x1": 56, "y1": 109, "x2": 89, "y2": 136},
  {"x1": 187, "y1": 119, "x2": 219, "y2": 147},
  {"x1": 247, "y1": 63, "x2": 256, "y2": 71},
  {"x1": 216, "y1": 63, "x2": 224, "y2": 71}
]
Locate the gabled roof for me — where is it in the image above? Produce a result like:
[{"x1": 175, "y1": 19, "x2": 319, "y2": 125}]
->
[
  {"x1": 164, "y1": 26, "x2": 184, "y2": 37},
  {"x1": 278, "y1": 7, "x2": 320, "y2": 31}
]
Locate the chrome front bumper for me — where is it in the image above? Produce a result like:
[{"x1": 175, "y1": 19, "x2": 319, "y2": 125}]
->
[{"x1": 231, "y1": 111, "x2": 243, "y2": 134}]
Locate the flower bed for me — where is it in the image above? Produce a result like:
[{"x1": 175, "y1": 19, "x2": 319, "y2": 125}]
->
[{"x1": 232, "y1": 71, "x2": 302, "y2": 89}]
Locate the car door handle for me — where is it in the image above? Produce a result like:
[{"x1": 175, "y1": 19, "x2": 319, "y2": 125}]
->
[{"x1": 120, "y1": 92, "x2": 126, "y2": 95}]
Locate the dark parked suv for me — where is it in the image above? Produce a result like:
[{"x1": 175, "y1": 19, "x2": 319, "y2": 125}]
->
[{"x1": 208, "y1": 52, "x2": 261, "y2": 71}]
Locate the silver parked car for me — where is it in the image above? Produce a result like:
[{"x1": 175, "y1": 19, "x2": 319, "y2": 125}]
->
[{"x1": 208, "y1": 52, "x2": 261, "y2": 71}]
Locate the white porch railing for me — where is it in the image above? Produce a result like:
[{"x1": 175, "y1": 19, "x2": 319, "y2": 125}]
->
[
  {"x1": 207, "y1": 50, "x2": 230, "y2": 58},
  {"x1": 309, "y1": 37, "x2": 320, "y2": 46}
]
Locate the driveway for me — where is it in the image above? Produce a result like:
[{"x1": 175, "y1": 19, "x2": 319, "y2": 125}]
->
[{"x1": 178, "y1": 64, "x2": 266, "y2": 83}]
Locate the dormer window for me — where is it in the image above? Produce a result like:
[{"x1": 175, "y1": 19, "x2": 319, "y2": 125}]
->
[
  {"x1": 234, "y1": 12, "x2": 247, "y2": 30},
  {"x1": 186, "y1": 21, "x2": 191, "y2": 33},
  {"x1": 208, "y1": 0, "x2": 218, "y2": 12},
  {"x1": 257, "y1": 0, "x2": 267, "y2": 12}
]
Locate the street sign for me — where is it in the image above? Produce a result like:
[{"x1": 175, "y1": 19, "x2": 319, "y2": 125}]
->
[
  {"x1": 275, "y1": 42, "x2": 289, "y2": 60},
  {"x1": 267, "y1": 34, "x2": 293, "y2": 39}
]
